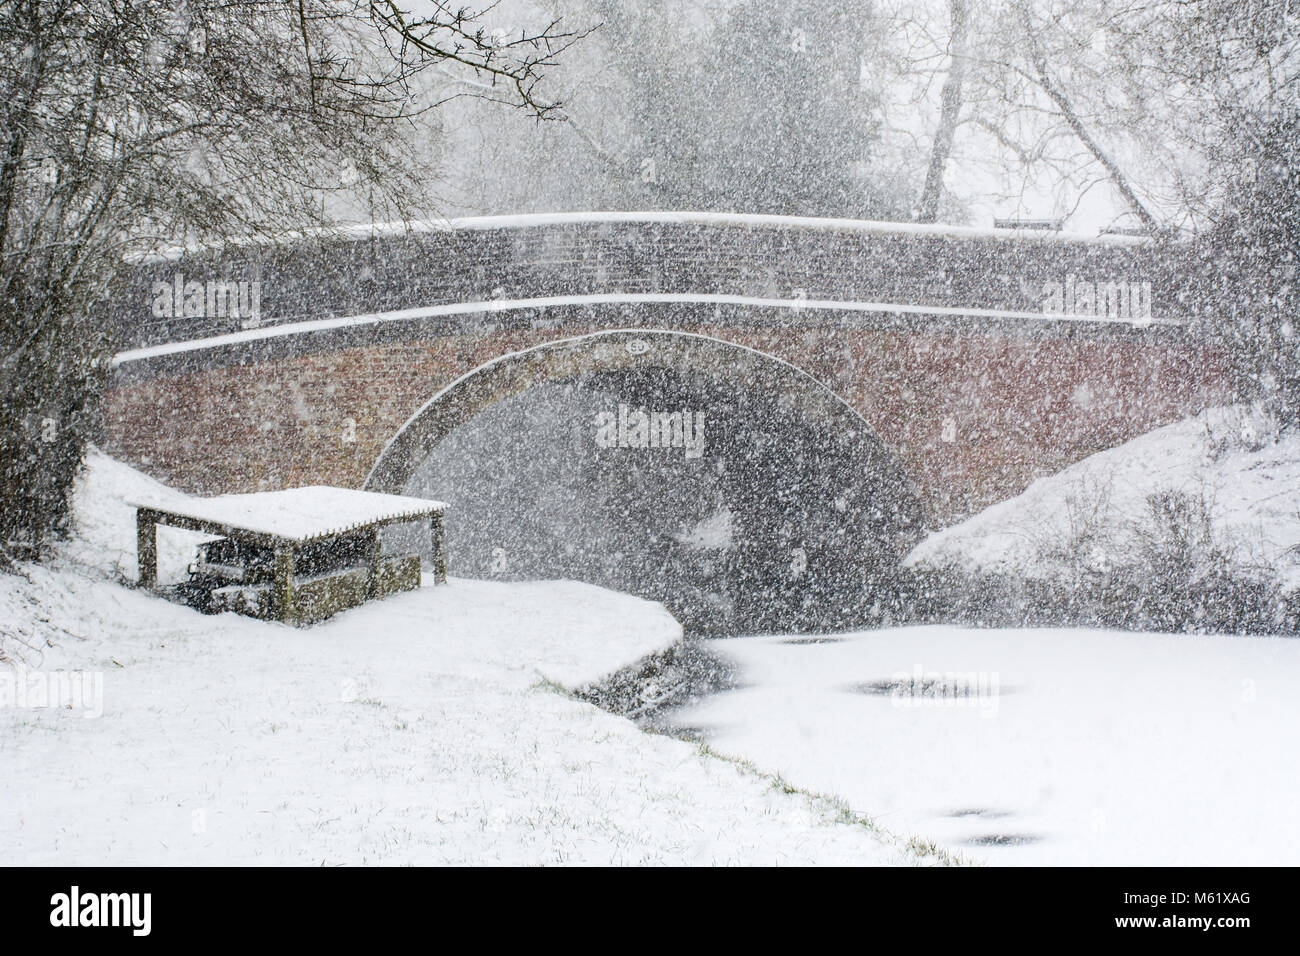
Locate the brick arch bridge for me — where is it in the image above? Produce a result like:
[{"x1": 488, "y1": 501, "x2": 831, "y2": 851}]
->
[
  {"x1": 100, "y1": 212, "x2": 1227, "y2": 626},
  {"x1": 365, "y1": 328, "x2": 912, "y2": 496}
]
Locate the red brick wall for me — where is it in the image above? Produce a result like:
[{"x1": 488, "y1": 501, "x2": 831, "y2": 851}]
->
[{"x1": 102, "y1": 323, "x2": 1227, "y2": 525}]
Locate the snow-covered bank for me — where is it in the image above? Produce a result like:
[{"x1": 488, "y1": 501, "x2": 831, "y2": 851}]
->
[
  {"x1": 907, "y1": 405, "x2": 1300, "y2": 591},
  {"x1": 670, "y1": 625, "x2": 1300, "y2": 866},
  {"x1": 0, "y1": 451, "x2": 938, "y2": 865}
]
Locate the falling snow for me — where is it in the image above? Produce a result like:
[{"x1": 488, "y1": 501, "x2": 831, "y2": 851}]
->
[{"x1": 3, "y1": 0, "x2": 1299, "y2": 871}]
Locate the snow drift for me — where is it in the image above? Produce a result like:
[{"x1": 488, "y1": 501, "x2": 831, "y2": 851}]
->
[{"x1": 907, "y1": 405, "x2": 1300, "y2": 592}]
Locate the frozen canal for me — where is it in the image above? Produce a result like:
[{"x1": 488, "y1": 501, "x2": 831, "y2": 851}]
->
[{"x1": 666, "y1": 625, "x2": 1300, "y2": 865}]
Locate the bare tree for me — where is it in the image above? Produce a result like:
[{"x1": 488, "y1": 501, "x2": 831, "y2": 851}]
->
[
  {"x1": 1153, "y1": 0, "x2": 1300, "y2": 420},
  {"x1": 1011, "y1": 1, "x2": 1159, "y2": 231},
  {"x1": 0, "y1": 0, "x2": 581, "y2": 562}
]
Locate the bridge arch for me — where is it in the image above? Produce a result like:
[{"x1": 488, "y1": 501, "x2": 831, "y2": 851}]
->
[{"x1": 366, "y1": 329, "x2": 923, "y2": 634}]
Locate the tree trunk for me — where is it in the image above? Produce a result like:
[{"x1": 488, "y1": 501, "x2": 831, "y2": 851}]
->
[{"x1": 917, "y1": 0, "x2": 970, "y2": 223}]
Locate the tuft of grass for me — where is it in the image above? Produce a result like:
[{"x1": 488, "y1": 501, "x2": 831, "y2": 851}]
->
[{"x1": 530, "y1": 677, "x2": 569, "y2": 696}]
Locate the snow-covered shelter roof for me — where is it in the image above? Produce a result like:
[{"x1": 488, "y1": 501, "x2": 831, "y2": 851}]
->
[{"x1": 130, "y1": 486, "x2": 446, "y2": 544}]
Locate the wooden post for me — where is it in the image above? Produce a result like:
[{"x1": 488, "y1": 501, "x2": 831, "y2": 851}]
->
[
  {"x1": 136, "y1": 509, "x2": 157, "y2": 588},
  {"x1": 366, "y1": 527, "x2": 383, "y2": 598},
  {"x1": 272, "y1": 543, "x2": 296, "y2": 623},
  {"x1": 430, "y1": 512, "x2": 447, "y2": 585}
]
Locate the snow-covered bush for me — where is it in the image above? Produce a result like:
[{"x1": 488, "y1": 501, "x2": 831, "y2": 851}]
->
[{"x1": 896, "y1": 560, "x2": 1294, "y2": 635}]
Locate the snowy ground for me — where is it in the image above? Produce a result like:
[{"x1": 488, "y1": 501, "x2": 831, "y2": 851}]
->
[
  {"x1": 909, "y1": 404, "x2": 1300, "y2": 589},
  {"x1": 667, "y1": 626, "x2": 1300, "y2": 865},
  {"x1": 7, "y1": 404, "x2": 1299, "y2": 866},
  {"x1": 0, "y1": 451, "x2": 938, "y2": 865}
]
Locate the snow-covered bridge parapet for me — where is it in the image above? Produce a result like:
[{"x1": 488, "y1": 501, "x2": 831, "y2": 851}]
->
[
  {"x1": 109, "y1": 211, "x2": 1189, "y2": 353},
  {"x1": 101, "y1": 211, "x2": 1228, "y2": 527}
]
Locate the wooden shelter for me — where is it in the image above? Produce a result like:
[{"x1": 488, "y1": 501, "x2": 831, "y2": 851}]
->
[{"x1": 132, "y1": 487, "x2": 447, "y2": 625}]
